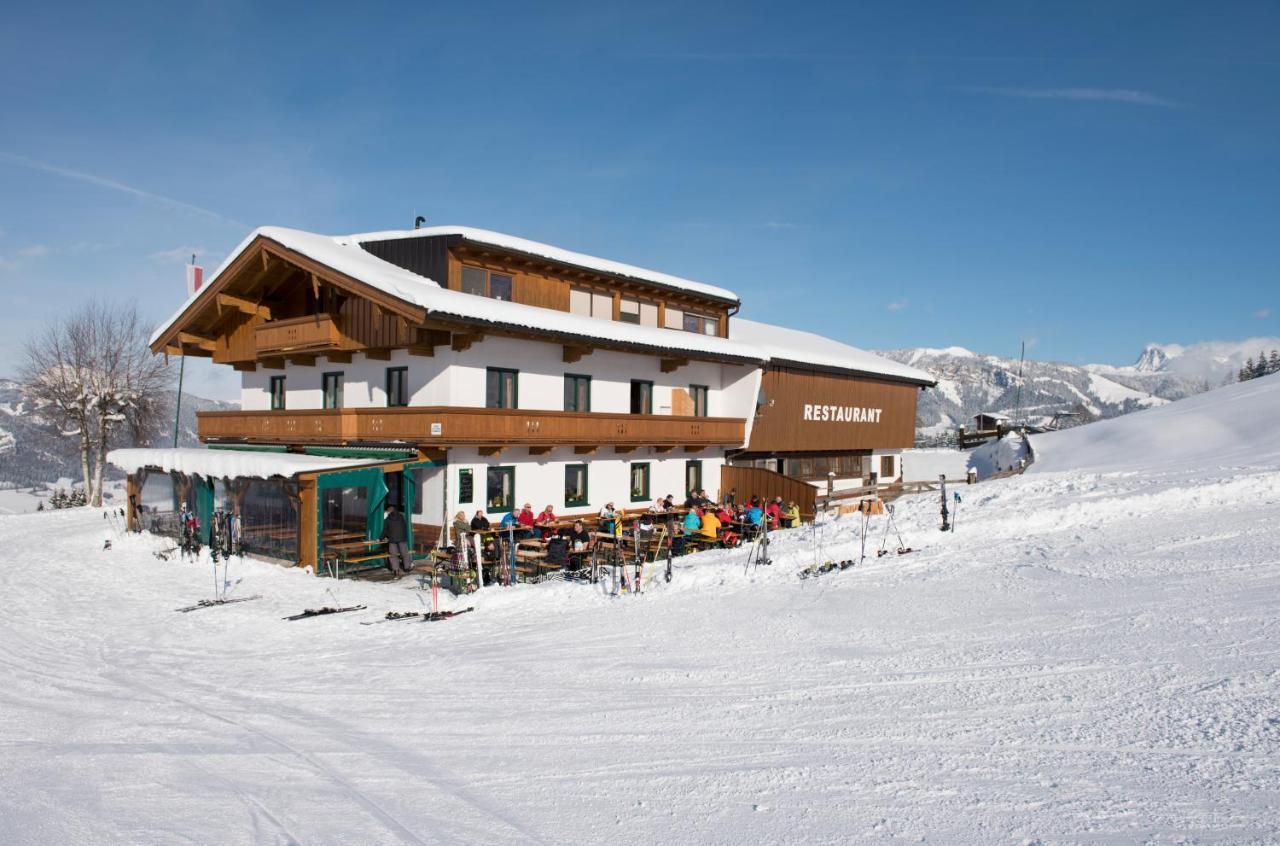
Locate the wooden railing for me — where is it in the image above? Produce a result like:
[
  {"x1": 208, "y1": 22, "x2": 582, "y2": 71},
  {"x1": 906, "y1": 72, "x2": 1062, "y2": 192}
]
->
[
  {"x1": 255, "y1": 315, "x2": 345, "y2": 355},
  {"x1": 198, "y1": 406, "x2": 745, "y2": 448}
]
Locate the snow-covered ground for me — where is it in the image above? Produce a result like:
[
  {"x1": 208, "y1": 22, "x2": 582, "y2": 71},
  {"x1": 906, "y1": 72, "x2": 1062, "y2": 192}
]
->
[{"x1": 2, "y1": 378, "x2": 1279, "y2": 844}]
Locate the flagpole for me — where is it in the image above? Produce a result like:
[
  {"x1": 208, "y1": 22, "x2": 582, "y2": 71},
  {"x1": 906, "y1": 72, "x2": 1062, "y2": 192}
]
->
[{"x1": 172, "y1": 253, "x2": 194, "y2": 448}]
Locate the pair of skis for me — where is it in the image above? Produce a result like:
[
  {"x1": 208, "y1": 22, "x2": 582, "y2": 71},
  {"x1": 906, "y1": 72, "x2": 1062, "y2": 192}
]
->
[
  {"x1": 359, "y1": 607, "x2": 476, "y2": 625},
  {"x1": 175, "y1": 595, "x2": 262, "y2": 613}
]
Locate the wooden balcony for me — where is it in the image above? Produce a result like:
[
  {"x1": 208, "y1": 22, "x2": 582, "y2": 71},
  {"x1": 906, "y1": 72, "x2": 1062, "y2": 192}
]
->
[
  {"x1": 255, "y1": 315, "x2": 346, "y2": 355},
  {"x1": 197, "y1": 406, "x2": 746, "y2": 449}
]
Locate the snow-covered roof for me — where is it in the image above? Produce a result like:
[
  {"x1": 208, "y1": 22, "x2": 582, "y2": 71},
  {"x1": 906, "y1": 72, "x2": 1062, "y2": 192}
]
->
[
  {"x1": 349, "y1": 225, "x2": 739, "y2": 303},
  {"x1": 151, "y1": 226, "x2": 932, "y2": 385},
  {"x1": 730, "y1": 318, "x2": 936, "y2": 386},
  {"x1": 975, "y1": 411, "x2": 1010, "y2": 420},
  {"x1": 107, "y1": 447, "x2": 373, "y2": 479},
  {"x1": 149, "y1": 227, "x2": 758, "y2": 364}
]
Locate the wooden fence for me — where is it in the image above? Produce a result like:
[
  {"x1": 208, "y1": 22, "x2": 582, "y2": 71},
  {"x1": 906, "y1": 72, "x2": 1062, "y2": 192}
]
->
[{"x1": 720, "y1": 466, "x2": 817, "y2": 517}]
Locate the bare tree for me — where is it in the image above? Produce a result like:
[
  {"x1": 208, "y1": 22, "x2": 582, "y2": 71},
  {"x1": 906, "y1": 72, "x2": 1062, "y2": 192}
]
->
[
  {"x1": 21, "y1": 311, "x2": 97, "y2": 497},
  {"x1": 22, "y1": 301, "x2": 173, "y2": 507}
]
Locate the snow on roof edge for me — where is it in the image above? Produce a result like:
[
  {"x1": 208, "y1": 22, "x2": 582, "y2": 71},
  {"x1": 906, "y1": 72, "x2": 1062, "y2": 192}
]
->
[
  {"x1": 731, "y1": 317, "x2": 937, "y2": 386},
  {"x1": 107, "y1": 447, "x2": 373, "y2": 479},
  {"x1": 345, "y1": 225, "x2": 739, "y2": 303}
]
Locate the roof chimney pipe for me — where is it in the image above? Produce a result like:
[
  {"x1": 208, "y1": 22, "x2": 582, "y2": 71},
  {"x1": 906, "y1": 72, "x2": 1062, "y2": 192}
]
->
[{"x1": 414, "y1": 215, "x2": 426, "y2": 229}]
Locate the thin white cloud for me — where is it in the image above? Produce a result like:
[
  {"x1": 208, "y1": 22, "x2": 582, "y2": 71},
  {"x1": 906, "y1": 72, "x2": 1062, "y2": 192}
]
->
[
  {"x1": 16, "y1": 244, "x2": 48, "y2": 258},
  {"x1": 0, "y1": 151, "x2": 245, "y2": 227},
  {"x1": 962, "y1": 86, "x2": 1180, "y2": 108},
  {"x1": 887, "y1": 298, "x2": 909, "y2": 312},
  {"x1": 150, "y1": 246, "x2": 206, "y2": 264},
  {"x1": 1255, "y1": 308, "x2": 1272, "y2": 319}
]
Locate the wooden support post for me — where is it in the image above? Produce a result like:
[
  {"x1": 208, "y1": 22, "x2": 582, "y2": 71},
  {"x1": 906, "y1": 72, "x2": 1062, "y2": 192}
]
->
[
  {"x1": 528, "y1": 446, "x2": 553, "y2": 456},
  {"x1": 478, "y1": 446, "x2": 504, "y2": 457},
  {"x1": 325, "y1": 351, "x2": 353, "y2": 363},
  {"x1": 364, "y1": 348, "x2": 392, "y2": 361},
  {"x1": 299, "y1": 478, "x2": 317, "y2": 570},
  {"x1": 286, "y1": 354, "x2": 317, "y2": 366},
  {"x1": 232, "y1": 362, "x2": 257, "y2": 372}
]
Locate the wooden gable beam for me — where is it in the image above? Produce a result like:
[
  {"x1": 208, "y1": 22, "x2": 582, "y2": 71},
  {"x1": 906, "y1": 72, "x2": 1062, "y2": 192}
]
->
[
  {"x1": 478, "y1": 446, "x2": 504, "y2": 457},
  {"x1": 528, "y1": 446, "x2": 553, "y2": 456},
  {"x1": 614, "y1": 446, "x2": 636, "y2": 454},
  {"x1": 287, "y1": 354, "x2": 317, "y2": 367},
  {"x1": 178, "y1": 332, "x2": 216, "y2": 352},
  {"x1": 654, "y1": 446, "x2": 676, "y2": 454},
  {"x1": 573, "y1": 445, "x2": 598, "y2": 456},
  {"x1": 325, "y1": 352, "x2": 353, "y2": 363},
  {"x1": 451, "y1": 332, "x2": 484, "y2": 353},
  {"x1": 364, "y1": 349, "x2": 391, "y2": 361},
  {"x1": 216, "y1": 293, "x2": 271, "y2": 319},
  {"x1": 232, "y1": 362, "x2": 257, "y2": 372}
]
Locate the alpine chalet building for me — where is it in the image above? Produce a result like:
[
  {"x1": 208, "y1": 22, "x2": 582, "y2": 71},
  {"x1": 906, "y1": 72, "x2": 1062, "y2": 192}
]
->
[{"x1": 112, "y1": 225, "x2": 934, "y2": 571}]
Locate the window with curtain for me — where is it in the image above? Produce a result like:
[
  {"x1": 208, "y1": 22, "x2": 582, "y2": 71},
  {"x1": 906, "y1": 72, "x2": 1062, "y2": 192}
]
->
[
  {"x1": 385, "y1": 367, "x2": 408, "y2": 407},
  {"x1": 269, "y1": 375, "x2": 286, "y2": 410},
  {"x1": 689, "y1": 384, "x2": 709, "y2": 417},
  {"x1": 630, "y1": 462, "x2": 650, "y2": 502},
  {"x1": 486, "y1": 466, "x2": 514, "y2": 512},
  {"x1": 322, "y1": 372, "x2": 343, "y2": 409},
  {"x1": 565, "y1": 464, "x2": 588, "y2": 507},
  {"x1": 630, "y1": 380, "x2": 652, "y2": 414},
  {"x1": 486, "y1": 368, "x2": 518, "y2": 409},
  {"x1": 563, "y1": 374, "x2": 591, "y2": 412}
]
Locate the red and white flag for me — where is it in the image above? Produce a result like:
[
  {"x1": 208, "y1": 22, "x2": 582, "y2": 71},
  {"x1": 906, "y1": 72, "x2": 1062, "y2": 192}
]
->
[{"x1": 186, "y1": 264, "x2": 204, "y2": 296}]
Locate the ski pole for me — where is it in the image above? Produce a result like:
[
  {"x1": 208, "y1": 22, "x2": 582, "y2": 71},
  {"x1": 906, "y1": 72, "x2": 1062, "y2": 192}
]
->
[{"x1": 952, "y1": 492, "x2": 961, "y2": 532}]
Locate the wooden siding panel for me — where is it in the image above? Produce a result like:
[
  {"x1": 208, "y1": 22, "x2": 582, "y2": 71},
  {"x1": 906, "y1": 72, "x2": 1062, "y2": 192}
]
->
[
  {"x1": 720, "y1": 466, "x2": 816, "y2": 516},
  {"x1": 747, "y1": 367, "x2": 919, "y2": 453}
]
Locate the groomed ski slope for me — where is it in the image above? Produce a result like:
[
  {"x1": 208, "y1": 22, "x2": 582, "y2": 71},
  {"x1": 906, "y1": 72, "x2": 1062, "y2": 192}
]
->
[{"x1": 1, "y1": 377, "x2": 1278, "y2": 844}]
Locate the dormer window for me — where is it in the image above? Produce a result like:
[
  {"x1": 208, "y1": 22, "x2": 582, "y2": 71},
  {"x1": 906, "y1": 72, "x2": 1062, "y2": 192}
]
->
[
  {"x1": 569, "y1": 285, "x2": 613, "y2": 321},
  {"x1": 461, "y1": 265, "x2": 513, "y2": 301}
]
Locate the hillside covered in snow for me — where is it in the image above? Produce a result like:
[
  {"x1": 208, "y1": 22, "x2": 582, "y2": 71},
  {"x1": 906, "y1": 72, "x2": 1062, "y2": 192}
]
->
[
  {"x1": 879, "y1": 336, "x2": 1279, "y2": 444},
  {"x1": 0, "y1": 375, "x2": 1277, "y2": 843}
]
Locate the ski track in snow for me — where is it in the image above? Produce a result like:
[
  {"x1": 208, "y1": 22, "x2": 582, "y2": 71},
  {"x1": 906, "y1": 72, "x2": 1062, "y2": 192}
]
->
[{"x1": 1, "y1": 455, "x2": 1279, "y2": 842}]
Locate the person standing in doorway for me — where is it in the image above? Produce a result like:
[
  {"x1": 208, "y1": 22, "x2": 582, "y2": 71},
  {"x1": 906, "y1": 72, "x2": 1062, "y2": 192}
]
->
[{"x1": 382, "y1": 505, "x2": 411, "y2": 575}]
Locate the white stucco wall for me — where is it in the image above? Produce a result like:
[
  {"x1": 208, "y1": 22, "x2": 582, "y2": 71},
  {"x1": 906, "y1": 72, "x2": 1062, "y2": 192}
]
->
[
  {"x1": 444, "y1": 447, "x2": 724, "y2": 526},
  {"x1": 241, "y1": 336, "x2": 756, "y2": 428}
]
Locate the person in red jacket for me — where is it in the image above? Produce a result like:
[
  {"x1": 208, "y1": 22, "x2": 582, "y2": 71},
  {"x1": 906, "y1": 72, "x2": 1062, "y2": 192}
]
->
[
  {"x1": 517, "y1": 503, "x2": 536, "y2": 537},
  {"x1": 764, "y1": 497, "x2": 783, "y2": 528},
  {"x1": 535, "y1": 504, "x2": 557, "y2": 539}
]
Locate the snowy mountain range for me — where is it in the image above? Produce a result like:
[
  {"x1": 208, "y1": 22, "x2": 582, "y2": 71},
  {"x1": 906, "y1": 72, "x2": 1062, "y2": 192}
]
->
[
  {"x1": 0, "y1": 378, "x2": 233, "y2": 488},
  {"x1": 878, "y1": 336, "x2": 1280, "y2": 444}
]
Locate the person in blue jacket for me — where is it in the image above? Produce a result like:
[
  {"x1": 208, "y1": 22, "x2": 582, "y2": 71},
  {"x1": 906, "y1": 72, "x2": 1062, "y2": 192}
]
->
[{"x1": 683, "y1": 507, "x2": 703, "y2": 536}]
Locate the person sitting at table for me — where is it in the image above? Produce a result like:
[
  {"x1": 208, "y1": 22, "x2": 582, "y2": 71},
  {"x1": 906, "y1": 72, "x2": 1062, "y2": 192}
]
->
[
  {"x1": 499, "y1": 509, "x2": 520, "y2": 534},
  {"x1": 683, "y1": 506, "x2": 703, "y2": 537},
  {"x1": 452, "y1": 511, "x2": 471, "y2": 545},
  {"x1": 381, "y1": 505, "x2": 411, "y2": 576},
  {"x1": 517, "y1": 503, "x2": 536, "y2": 533},
  {"x1": 470, "y1": 510, "x2": 491, "y2": 531},
  {"x1": 715, "y1": 503, "x2": 734, "y2": 525},
  {"x1": 745, "y1": 501, "x2": 765, "y2": 527},
  {"x1": 699, "y1": 507, "x2": 722, "y2": 544},
  {"x1": 648, "y1": 498, "x2": 665, "y2": 514},
  {"x1": 662, "y1": 494, "x2": 676, "y2": 511},
  {"x1": 566, "y1": 519, "x2": 592, "y2": 550},
  {"x1": 598, "y1": 501, "x2": 618, "y2": 535},
  {"x1": 535, "y1": 504, "x2": 557, "y2": 538},
  {"x1": 783, "y1": 501, "x2": 801, "y2": 529},
  {"x1": 683, "y1": 490, "x2": 699, "y2": 509}
]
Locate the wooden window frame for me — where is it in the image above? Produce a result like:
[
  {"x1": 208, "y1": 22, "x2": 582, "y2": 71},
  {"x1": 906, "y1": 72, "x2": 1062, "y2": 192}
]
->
[
  {"x1": 630, "y1": 462, "x2": 651, "y2": 503},
  {"x1": 322, "y1": 371, "x2": 343, "y2": 410},
  {"x1": 486, "y1": 367, "x2": 519, "y2": 409},
  {"x1": 486, "y1": 465, "x2": 515, "y2": 513},
  {"x1": 462, "y1": 263, "x2": 514, "y2": 301},
  {"x1": 563, "y1": 373, "x2": 592, "y2": 412},
  {"x1": 564, "y1": 463, "x2": 589, "y2": 508},
  {"x1": 385, "y1": 366, "x2": 408, "y2": 408},
  {"x1": 269, "y1": 375, "x2": 286, "y2": 411},
  {"x1": 630, "y1": 379, "x2": 653, "y2": 415},
  {"x1": 689, "y1": 384, "x2": 709, "y2": 417},
  {"x1": 880, "y1": 455, "x2": 895, "y2": 478}
]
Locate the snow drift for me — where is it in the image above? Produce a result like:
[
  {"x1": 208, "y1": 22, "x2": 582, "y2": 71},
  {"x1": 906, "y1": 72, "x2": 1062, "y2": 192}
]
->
[{"x1": 1030, "y1": 371, "x2": 1280, "y2": 474}]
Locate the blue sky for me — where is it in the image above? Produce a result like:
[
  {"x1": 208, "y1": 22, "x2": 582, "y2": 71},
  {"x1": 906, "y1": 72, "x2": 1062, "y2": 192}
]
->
[{"x1": 2, "y1": 1, "x2": 1277, "y2": 400}]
